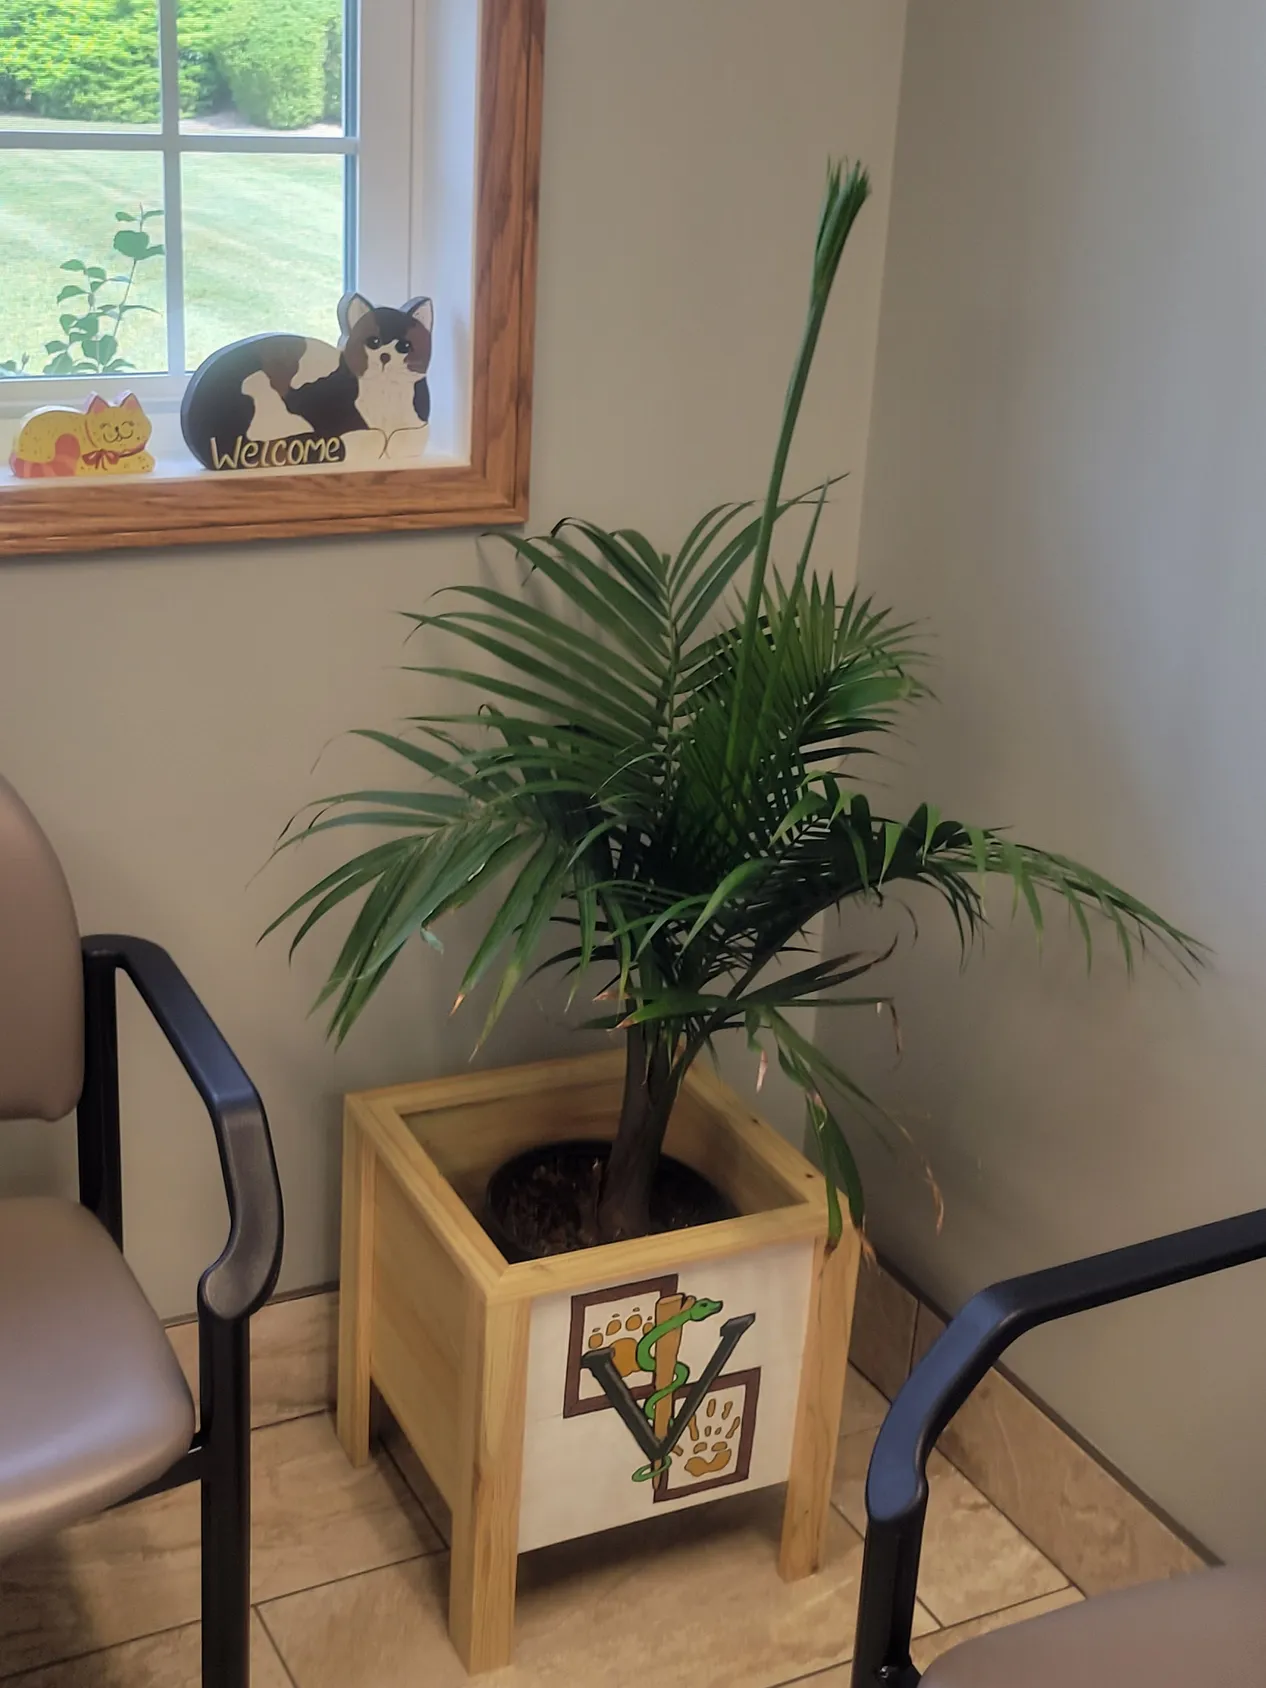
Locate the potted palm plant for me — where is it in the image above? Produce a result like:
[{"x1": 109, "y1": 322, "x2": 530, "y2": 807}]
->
[{"x1": 272, "y1": 162, "x2": 1195, "y2": 1673}]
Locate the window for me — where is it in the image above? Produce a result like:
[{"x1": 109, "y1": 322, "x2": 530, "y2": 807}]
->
[
  {"x1": 0, "y1": 0, "x2": 356, "y2": 384},
  {"x1": 0, "y1": 0, "x2": 543, "y2": 555}
]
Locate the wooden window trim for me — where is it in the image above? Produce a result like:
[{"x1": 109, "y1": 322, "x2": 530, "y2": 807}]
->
[{"x1": 0, "y1": 0, "x2": 544, "y2": 560}]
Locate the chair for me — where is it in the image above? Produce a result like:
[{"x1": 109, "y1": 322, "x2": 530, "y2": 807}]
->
[
  {"x1": 0, "y1": 776, "x2": 284, "y2": 1688},
  {"x1": 851, "y1": 1207, "x2": 1266, "y2": 1686}
]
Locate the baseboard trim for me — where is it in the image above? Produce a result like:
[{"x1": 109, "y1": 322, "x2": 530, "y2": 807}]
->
[{"x1": 850, "y1": 1254, "x2": 1211, "y2": 1595}]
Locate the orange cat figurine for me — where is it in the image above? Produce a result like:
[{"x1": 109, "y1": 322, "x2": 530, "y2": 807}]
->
[{"x1": 9, "y1": 392, "x2": 155, "y2": 479}]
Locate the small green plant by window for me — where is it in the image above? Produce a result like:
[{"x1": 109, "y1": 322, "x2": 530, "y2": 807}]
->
[
  {"x1": 210, "y1": 0, "x2": 343, "y2": 130},
  {"x1": 0, "y1": 205, "x2": 163, "y2": 378}
]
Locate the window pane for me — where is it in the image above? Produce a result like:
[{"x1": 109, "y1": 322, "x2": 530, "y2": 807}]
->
[
  {"x1": 0, "y1": 0, "x2": 161, "y2": 133},
  {"x1": 0, "y1": 151, "x2": 167, "y2": 377},
  {"x1": 178, "y1": 0, "x2": 349, "y2": 136},
  {"x1": 181, "y1": 152, "x2": 346, "y2": 370}
]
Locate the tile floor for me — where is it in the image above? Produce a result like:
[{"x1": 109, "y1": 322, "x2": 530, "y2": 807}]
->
[{"x1": 0, "y1": 1324, "x2": 1087, "y2": 1688}]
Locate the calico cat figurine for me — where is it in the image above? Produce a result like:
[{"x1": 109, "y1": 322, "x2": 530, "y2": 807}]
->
[
  {"x1": 10, "y1": 392, "x2": 155, "y2": 478},
  {"x1": 181, "y1": 293, "x2": 433, "y2": 472}
]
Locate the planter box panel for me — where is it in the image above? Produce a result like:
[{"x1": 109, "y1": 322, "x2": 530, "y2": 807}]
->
[
  {"x1": 368, "y1": 1049, "x2": 623, "y2": 1118},
  {"x1": 402, "y1": 1071, "x2": 622, "y2": 1215},
  {"x1": 399, "y1": 1055, "x2": 814, "y2": 1232},
  {"x1": 517, "y1": 1235, "x2": 815, "y2": 1552},
  {"x1": 371, "y1": 1164, "x2": 471, "y2": 1503},
  {"x1": 497, "y1": 1203, "x2": 824, "y2": 1301},
  {"x1": 663, "y1": 1084, "x2": 815, "y2": 1218}
]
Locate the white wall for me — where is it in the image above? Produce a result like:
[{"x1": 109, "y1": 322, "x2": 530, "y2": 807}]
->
[
  {"x1": 0, "y1": 1, "x2": 908, "y2": 1317},
  {"x1": 841, "y1": 0, "x2": 1266, "y2": 1559}
]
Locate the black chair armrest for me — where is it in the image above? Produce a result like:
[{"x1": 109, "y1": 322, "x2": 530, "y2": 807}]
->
[
  {"x1": 852, "y1": 1205, "x2": 1266, "y2": 1688},
  {"x1": 81, "y1": 935, "x2": 284, "y2": 1323}
]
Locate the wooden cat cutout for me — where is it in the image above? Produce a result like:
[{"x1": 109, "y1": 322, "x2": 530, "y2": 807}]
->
[
  {"x1": 9, "y1": 392, "x2": 155, "y2": 479},
  {"x1": 180, "y1": 293, "x2": 433, "y2": 472}
]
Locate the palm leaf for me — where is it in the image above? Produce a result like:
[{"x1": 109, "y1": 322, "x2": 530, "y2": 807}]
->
[{"x1": 269, "y1": 156, "x2": 1201, "y2": 1238}]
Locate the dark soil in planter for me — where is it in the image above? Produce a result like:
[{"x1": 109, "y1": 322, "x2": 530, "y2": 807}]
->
[{"x1": 483, "y1": 1139, "x2": 736, "y2": 1261}]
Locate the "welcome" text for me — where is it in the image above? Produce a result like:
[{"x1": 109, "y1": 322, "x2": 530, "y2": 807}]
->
[{"x1": 208, "y1": 433, "x2": 345, "y2": 471}]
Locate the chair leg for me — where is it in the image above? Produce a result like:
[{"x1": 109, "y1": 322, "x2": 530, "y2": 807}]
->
[{"x1": 200, "y1": 1314, "x2": 252, "y2": 1688}]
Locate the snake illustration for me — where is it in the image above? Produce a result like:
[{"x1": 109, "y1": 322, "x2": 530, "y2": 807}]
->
[{"x1": 630, "y1": 1295, "x2": 723, "y2": 1483}]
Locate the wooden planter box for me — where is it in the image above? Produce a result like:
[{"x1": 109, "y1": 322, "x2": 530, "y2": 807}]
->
[{"x1": 337, "y1": 1050, "x2": 860, "y2": 1674}]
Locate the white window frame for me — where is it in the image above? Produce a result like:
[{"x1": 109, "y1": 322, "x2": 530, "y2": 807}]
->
[
  {"x1": 0, "y1": 0, "x2": 537, "y2": 557},
  {"x1": 0, "y1": 0, "x2": 467, "y2": 444}
]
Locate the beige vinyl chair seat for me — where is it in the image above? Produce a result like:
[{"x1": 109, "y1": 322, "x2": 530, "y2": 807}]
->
[
  {"x1": 0, "y1": 1196, "x2": 195, "y2": 1559},
  {"x1": 922, "y1": 1561, "x2": 1266, "y2": 1686}
]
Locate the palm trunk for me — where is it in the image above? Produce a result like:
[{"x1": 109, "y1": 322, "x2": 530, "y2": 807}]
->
[{"x1": 597, "y1": 1024, "x2": 677, "y2": 1242}]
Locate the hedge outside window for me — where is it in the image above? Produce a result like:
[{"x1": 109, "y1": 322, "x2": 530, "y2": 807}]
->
[
  {"x1": 0, "y1": 0, "x2": 342, "y2": 129},
  {"x1": 0, "y1": 0, "x2": 544, "y2": 557}
]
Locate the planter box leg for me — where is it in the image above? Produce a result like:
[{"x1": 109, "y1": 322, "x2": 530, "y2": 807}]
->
[
  {"x1": 449, "y1": 1297, "x2": 530, "y2": 1673},
  {"x1": 779, "y1": 1229, "x2": 861, "y2": 1581},
  {"x1": 336, "y1": 1110, "x2": 376, "y2": 1468}
]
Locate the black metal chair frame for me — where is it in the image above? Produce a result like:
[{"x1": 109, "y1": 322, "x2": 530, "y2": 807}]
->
[
  {"x1": 76, "y1": 935, "x2": 284, "y2": 1688},
  {"x1": 850, "y1": 1204, "x2": 1266, "y2": 1687}
]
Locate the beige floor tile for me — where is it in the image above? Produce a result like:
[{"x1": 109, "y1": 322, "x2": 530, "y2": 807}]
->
[
  {"x1": 167, "y1": 1291, "x2": 337, "y2": 1430},
  {"x1": 0, "y1": 1613, "x2": 290, "y2": 1688},
  {"x1": 797, "y1": 1595, "x2": 1086, "y2": 1688},
  {"x1": 248, "y1": 1410, "x2": 440, "y2": 1599},
  {"x1": 833, "y1": 1427, "x2": 1067, "y2": 1626},
  {"x1": 262, "y1": 1487, "x2": 937, "y2": 1688},
  {"x1": 910, "y1": 1587, "x2": 1085, "y2": 1672},
  {"x1": 0, "y1": 1414, "x2": 437, "y2": 1677},
  {"x1": 798, "y1": 1586, "x2": 1085, "y2": 1687},
  {"x1": 840, "y1": 1366, "x2": 889, "y2": 1438},
  {"x1": 910, "y1": 1307, "x2": 1204, "y2": 1596}
]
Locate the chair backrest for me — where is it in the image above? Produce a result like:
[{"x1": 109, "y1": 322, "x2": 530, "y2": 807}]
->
[{"x1": 0, "y1": 777, "x2": 84, "y2": 1121}]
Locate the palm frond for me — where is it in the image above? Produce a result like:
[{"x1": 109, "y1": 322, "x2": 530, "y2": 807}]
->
[{"x1": 270, "y1": 156, "x2": 1201, "y2": 1236}]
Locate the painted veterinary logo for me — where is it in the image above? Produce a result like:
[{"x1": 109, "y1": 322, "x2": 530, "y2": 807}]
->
[
  {"x1": 611, "y1": 1294, "x2": 724, "y2": 1483},
  {"x1": 565, "y1": 1276, "x2": 759, "y2": 1500},
  {"x1": 683, "y1": 1389, "x2": 743, "y2": 1478}
]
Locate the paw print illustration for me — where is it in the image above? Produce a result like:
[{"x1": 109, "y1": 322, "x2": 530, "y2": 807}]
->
[
  {"x1": 678, "y1": 1394, "x2": 741, "y2": 1478},
  {"x1": 586, "y1": 1308, "x2": 648, "y2": 1380}
]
